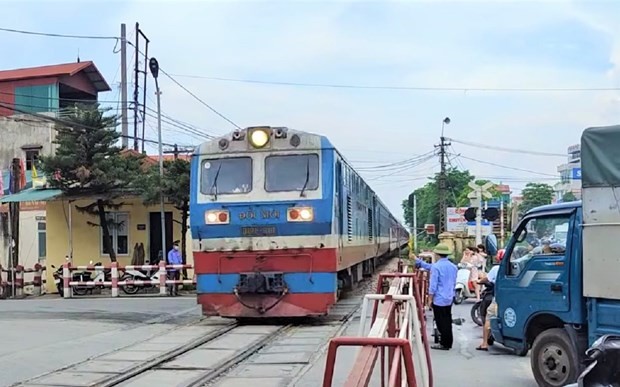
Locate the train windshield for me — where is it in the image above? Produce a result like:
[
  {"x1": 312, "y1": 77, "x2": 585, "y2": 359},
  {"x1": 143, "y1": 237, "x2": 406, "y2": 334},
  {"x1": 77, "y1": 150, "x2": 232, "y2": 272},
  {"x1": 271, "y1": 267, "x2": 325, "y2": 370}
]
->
[
  {"x1": 201, "y1": 157, "x2": 252, "y2": 195},
  {"x1": 265, "y1": 154, "x2": 319, "y2": 192}
]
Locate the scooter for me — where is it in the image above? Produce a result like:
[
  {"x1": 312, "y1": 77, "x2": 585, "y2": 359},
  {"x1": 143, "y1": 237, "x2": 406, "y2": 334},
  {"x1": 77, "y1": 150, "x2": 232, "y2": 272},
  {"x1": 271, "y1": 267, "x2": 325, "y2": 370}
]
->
[
  {"x1": 471, "y1": 283, "x2": 494, "y2": 327},
  {"x1": 121, "y1": 267, "x2": 162, "y2": 295},
  {"x1": 67, "y1": 261, "x2": 113, "y2": 296},
  {"x1": 454, "y1": 263, "x2": 478, "y2": 304},
  {"x1": 565, "y1": 334, "x2": 620, "y2": 387}
]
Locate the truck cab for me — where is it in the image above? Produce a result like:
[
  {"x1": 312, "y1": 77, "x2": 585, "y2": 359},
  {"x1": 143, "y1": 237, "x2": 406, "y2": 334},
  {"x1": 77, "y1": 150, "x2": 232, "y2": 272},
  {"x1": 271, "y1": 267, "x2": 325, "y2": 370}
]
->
[{"x1": 491, "y1": 124, "x2": 620, "y2": 387}]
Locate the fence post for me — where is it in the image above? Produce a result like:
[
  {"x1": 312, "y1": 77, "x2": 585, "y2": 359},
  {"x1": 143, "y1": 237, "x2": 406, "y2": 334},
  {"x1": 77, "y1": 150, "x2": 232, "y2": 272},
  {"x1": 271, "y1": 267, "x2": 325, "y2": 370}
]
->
[
  {"x1": 111, "y1": 262, "x2": 119, "y2": 298},
  {"x1": 62, "y1": 262, "x2": 71, "y2": 299},
  {"x1": 159, "y1": 260, "x2": 167, "y2": 296},
  {"x1": 33, "y1": 263, "x2": 42, "y2": 296},
  {"x1": 15, "y1": 265, "x2": 24, "y2": 298}
]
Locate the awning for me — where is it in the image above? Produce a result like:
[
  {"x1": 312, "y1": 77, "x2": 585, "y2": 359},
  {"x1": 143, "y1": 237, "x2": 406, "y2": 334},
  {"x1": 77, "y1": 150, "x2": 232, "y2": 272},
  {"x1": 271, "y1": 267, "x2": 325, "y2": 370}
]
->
[{"x1": 0, "y1": 188, "x2": 63, "y2": 203}]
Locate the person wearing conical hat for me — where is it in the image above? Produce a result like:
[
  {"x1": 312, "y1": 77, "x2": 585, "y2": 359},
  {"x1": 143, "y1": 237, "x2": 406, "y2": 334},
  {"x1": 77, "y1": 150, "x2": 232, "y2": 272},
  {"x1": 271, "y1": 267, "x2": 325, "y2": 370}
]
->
[{"x1": 416, "y1": 242, "x2": 458, "y2": 350}]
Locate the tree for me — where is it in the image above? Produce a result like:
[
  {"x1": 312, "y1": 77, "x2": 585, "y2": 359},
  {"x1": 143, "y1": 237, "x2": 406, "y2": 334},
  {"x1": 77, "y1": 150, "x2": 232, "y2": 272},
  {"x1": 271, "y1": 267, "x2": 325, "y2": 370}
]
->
[
  {"x1": 402, "y1": 168, "x2": 475, "y2": 235},
  {"x1": 520, "y1": 183, "x2": 554, "y2": 215},
  {"x1": 40, "y1": 104, "x2": 144, "y2": 261},
  {"x1": 134, "y1": 158, "x2": 191, "y2": 268},
  {"x1": 562, "y1": 192, "x2": 577, "y2": 202}
]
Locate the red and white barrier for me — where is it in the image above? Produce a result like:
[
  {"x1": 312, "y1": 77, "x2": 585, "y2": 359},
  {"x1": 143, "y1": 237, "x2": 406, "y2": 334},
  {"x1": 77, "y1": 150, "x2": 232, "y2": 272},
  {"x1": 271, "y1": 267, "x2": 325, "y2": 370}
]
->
[
  {"x1": 61, "y1": 261, "x2": 195, "y2": 298},
  {"x1": 322, "y1": 262, "x2": 433, "y2": 387},
  {"x1": 0, "y1": 264, "x2": 47, "y2": 298}
]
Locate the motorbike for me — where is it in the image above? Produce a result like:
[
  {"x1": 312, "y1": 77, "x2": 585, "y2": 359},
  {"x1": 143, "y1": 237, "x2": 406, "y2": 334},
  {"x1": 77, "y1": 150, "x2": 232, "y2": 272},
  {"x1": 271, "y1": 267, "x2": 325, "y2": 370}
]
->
[
  {"x1": 471, "y1": 282, "x2": 494, "y2": 327},
  {"x1": 454, "y1": 262, "x2": 478, "y2": 304},
  {"x1": 565, "y1": 334, "x2": 620, "y2": 387},
  {"x1": 50, "y1": 260, "x2": 108, "y2": 297},
  {"x1": 121, "y1": 266, "x2": 163, "y2": 295}
]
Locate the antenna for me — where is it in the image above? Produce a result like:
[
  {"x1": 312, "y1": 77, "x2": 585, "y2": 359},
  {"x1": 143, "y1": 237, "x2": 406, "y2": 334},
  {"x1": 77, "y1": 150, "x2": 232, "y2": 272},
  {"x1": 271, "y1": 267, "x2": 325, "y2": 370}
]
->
[{"x1": 77, "y1": 48, "x2": 80, "y2": 63}]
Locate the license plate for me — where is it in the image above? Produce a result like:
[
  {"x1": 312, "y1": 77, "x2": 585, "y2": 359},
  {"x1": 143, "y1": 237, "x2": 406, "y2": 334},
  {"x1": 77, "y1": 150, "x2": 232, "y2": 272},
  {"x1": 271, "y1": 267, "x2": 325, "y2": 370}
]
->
[
  {"x1": 54, "y1": 279, "x2": 60, "y2": 284},
  {"x1": 241, "y1": 226, "x2": 276, "y2": 236}
]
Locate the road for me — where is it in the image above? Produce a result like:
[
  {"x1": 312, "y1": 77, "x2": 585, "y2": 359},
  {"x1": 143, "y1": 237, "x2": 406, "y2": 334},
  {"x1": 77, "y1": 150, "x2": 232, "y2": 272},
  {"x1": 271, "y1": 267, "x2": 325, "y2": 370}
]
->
[
  {"x1": 292, "y1": 300, "x2": 537, "y2": 387},
  {"x1": 0, "y1": 296, "x2": 202, "y2": 387}
]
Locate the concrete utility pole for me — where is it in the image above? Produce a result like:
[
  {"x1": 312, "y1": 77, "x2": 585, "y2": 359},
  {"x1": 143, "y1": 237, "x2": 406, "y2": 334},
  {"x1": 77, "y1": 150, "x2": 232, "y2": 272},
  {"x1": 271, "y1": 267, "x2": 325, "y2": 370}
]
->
[
  {"x1": 149, "y1": 57, "x2": 166, "y2": 262},
  {"x1": 120, "y1": 24, "x2": 128, "y2": 149},
  {"x1": 436, "y1": 117, "x2": 451, "y2": 233},
  {"x1": 8, "y1": 158, "x2": 22, "y2": 297},
  {"x1": 413, "y1": 194, "x2": 417, "y2": 253}
]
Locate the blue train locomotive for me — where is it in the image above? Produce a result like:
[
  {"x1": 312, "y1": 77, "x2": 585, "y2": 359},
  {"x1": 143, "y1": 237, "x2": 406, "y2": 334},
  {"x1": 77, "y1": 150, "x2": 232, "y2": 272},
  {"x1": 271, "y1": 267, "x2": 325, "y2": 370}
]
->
[{"x1": 190, "y1": 126, "x2": 409, "y2": 318}]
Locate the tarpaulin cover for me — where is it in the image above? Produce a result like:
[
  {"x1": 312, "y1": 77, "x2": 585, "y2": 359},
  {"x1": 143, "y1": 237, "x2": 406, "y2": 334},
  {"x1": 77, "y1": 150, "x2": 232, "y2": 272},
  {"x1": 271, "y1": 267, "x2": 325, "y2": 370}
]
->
[{"x1": 581, "y1": 125, "x2": 620, "y2": 188}]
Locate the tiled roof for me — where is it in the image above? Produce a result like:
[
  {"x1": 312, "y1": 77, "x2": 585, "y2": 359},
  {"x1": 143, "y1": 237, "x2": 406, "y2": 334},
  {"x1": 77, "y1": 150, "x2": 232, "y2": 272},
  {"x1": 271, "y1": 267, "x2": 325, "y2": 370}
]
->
[{"x1": 0, "y1": 61, "x2": 111, "y2": 92}]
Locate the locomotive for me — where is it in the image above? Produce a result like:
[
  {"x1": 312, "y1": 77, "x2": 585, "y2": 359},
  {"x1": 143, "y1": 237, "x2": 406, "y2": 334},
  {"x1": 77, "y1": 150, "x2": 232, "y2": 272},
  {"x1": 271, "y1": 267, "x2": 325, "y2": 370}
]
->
[{"x1": 190, "y1": 126, "x2": 408, "y2": 318}]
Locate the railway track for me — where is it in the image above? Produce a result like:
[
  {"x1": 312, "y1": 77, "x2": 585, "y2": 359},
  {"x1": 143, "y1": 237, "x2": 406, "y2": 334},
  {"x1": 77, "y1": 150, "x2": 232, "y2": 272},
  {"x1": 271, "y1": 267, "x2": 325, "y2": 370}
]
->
[{"x1": 16, "y1": 258, "x2": 400, "y2": 387}]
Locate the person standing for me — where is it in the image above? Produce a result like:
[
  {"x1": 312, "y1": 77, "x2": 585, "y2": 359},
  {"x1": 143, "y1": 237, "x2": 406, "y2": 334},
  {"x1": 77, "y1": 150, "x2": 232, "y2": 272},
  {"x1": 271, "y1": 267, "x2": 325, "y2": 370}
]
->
[
  {"x1": 167, "y1": 240, "x2": 182, "y2": 296},
  {"x1": 416, "y1": 243, "x2": 458, "y2": 350}
]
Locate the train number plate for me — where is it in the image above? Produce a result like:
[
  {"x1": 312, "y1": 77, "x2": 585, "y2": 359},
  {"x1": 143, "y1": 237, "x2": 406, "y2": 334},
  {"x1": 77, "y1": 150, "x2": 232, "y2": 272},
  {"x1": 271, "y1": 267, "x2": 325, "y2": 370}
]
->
[{"x1": 241, "y1": 226, "x2": 276, "y2": 236}]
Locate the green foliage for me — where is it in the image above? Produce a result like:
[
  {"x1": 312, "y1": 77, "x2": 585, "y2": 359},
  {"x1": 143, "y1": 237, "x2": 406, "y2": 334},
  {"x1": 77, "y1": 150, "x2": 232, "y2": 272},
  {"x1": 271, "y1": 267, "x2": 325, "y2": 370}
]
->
[
  {"x1": 402, "y1": 168, "x2": 475, "y2": 238},
  {"x1": 134, "y1": 158, "x2": 191, "y2": 267},
  {"x1": 40, "y1": 104, "x2": 144, "y2": 261},
  {"x1": 562, "y1": 191, "x2": 578, "y2": 202},
  {"x1": 519, "y1": 183, "x2": 554, "y2": 215}
]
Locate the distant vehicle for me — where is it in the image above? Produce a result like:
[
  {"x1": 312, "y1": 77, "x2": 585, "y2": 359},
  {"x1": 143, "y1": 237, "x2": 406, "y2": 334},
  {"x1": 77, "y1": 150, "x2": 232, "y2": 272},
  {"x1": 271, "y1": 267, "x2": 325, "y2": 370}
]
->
[
  {"x1": 491, "y1": 125, "x2": 620, "y2": 387},
  {"x1": 189, "y1": 126, "x2": 408, "y2": 318}
]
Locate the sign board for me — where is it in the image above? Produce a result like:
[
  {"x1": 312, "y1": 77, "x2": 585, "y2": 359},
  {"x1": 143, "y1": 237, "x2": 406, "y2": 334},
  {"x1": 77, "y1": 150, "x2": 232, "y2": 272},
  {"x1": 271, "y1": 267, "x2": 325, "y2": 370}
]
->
[
  {"x1": 424, "y1": 224, "x2": 436, "y2": 235},
  {"x1": 446, "y1": 207, "x2": 469, "y2": 232},
  {"x1": 467, "y1": 222, "x2": 493, "y2": 237},
  {"x1": 571, "y1": 168, "x2": 581, "y2": 180}
]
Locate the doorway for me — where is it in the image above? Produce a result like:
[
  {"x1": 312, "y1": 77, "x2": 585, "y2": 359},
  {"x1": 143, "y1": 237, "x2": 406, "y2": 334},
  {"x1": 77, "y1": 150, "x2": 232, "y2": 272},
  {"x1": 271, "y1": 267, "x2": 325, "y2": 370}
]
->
[{"x1": 149, "y1": 212, "x2": 173, "y2": 263}]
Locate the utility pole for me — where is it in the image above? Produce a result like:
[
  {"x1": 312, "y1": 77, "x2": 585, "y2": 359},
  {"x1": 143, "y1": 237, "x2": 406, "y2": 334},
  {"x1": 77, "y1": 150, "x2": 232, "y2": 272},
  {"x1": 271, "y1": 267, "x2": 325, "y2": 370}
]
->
[
  {"x1": 413, "y1": 193, "x2": 417, "y2": 253},
  {"x1": 436, "y1": 117, "x2": 451, "y2": 233},
  {"x1": 140, "y1": 31, "x2": 150, "y2": 154},
  {"x1": 467, "y1": 181, "x2": 493, "y2": 245},
  {"x1": 149, "y1": 57, "x2": 166, "y2": 263},
  {"x1": 133, "y1": 22, "x2": 140, "y2": 151},
  {"x1": 120, "y1": 24, "x2": 128, "y2": 149},
  {"x1": 8, "y1": 158, "x2": 22, "y2": 297}
]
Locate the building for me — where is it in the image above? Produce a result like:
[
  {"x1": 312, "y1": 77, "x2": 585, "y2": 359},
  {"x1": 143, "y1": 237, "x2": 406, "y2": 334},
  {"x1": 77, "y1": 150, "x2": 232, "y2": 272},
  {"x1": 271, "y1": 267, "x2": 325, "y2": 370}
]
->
[
  {"x1": 554, "y1": 144, "x2": 581, "y2": 201},
  {"x1": 0, "y1": 61, "x2": 110, "y2": 273}
]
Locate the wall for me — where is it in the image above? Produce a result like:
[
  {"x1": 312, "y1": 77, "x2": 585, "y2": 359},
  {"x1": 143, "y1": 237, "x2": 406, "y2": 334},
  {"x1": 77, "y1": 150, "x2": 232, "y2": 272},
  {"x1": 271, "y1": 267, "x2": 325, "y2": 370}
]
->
[
  {"x1": 0, "y1": 114, "x2": 56, "y2": 169},
  {"x1": 0, "y1": 210, "x2": 46, "y2": 270},
  {"x1": 44, "y1": 196, "x2": 194, "y2": 292},
  {"x1": 0, "y1": 77, "x2": 58, "y2": 116}
]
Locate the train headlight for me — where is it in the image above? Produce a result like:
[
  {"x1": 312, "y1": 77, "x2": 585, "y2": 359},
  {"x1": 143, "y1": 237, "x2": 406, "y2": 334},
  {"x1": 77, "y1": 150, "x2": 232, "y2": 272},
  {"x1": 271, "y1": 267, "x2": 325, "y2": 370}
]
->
[
  {"x1": 205, "y1": 210, "x2": 229, "y2": 224},
  {"x1": 249, "y1": 128, "x2": 269, "y2": 148},
  {"x1": 288, "y1": 207, "x2": 314, "y2": 222}
]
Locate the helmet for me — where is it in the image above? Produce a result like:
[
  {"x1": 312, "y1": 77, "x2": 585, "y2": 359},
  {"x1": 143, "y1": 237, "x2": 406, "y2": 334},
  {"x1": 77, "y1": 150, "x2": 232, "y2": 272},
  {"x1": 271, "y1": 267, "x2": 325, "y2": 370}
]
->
[{"x1": 432, "y1": 243, "x2": 452, "y2": 256}]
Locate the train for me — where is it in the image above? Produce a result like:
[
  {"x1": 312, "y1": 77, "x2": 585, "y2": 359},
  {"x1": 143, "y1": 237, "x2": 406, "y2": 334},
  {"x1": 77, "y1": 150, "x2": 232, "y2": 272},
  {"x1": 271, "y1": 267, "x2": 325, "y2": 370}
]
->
[{"x1": 190, "y1": 126, "x2": 409, "y2": 318}]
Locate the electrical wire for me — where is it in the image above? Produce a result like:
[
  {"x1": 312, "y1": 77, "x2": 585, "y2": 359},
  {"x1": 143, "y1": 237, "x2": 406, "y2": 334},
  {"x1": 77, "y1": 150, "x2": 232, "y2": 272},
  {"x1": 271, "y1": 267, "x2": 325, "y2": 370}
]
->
[
  {"x1": 449, "y1": 153, "x2": 558, "y2": 177},
  {"x1": 447, "y1": 137, "x2": 566, "y2": 157},
  {"x1": 355, "y1": 151, "x2": 436, "y2": 171},
  {"x1": 167, "y1": 73, "x2": 620, "y2": 93},
  {"x1": 0, "y1": 26, "x2": 119, "y2": 40}
]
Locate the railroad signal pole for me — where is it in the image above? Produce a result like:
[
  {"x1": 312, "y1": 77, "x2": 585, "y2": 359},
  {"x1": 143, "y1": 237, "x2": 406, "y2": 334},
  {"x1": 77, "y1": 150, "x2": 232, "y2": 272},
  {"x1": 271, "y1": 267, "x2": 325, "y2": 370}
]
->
[
  {"x1": 436, "y1": 117, "x2": 451, "y2": 233},
  {"x1": 467, "y1": 181, "x2": 494, "y2": 245}
]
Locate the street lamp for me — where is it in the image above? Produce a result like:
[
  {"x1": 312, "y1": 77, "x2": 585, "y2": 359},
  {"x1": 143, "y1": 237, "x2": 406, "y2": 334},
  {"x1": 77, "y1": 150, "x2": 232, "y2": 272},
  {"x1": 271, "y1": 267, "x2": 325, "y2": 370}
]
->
[
  {"x1": 441, "y1": 117, "x2": 450, "y2": 139},
  {"x1": 149, "y1": 57, "x2": 166, "y2": 262}
]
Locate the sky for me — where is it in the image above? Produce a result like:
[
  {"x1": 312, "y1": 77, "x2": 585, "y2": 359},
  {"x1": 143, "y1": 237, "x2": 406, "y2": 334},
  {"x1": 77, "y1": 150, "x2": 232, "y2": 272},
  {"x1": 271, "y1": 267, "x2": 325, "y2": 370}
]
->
[{"x1": 1, "y1": 0, "x2": 619, "y2": 222}]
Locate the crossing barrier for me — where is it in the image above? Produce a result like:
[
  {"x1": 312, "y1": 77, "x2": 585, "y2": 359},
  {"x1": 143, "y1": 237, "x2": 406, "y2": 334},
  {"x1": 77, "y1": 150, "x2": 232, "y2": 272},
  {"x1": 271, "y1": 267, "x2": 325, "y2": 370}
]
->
[
  {"x1": 0, "y1": 264, "x2": 47, "y2": 298},
  {"x1": 61, "y1": 261, "x2": 195, "y2": 298},
  {"x1": 322, "y1": 262, "x2": 433, "y2": 387}
]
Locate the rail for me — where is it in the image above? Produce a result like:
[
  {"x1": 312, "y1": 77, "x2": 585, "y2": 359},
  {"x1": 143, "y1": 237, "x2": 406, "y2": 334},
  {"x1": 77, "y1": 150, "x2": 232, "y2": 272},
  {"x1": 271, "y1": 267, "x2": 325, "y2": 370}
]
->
[
  {"x1": 0, "y1": 264, "x2": 47, "y2": 298},
  {"x1": 61, "y1": 261, "x2": 195, "y2": 298},
  {"x1": 322, "y1": 262, "x2": 432, "y2": 387}
]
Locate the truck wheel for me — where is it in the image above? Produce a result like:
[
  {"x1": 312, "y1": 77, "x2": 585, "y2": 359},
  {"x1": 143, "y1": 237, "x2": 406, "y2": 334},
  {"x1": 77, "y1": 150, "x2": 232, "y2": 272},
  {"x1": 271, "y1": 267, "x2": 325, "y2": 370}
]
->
[{"x1": 531, "y1": 328, "x2": 579, "y2": 387}]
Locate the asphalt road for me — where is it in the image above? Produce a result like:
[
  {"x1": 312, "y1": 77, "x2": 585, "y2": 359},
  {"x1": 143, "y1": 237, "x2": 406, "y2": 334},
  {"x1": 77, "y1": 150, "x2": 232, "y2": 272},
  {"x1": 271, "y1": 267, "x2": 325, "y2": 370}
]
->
[{"x1": 0, "y1": 296, "x2": 202, "y2": 387}]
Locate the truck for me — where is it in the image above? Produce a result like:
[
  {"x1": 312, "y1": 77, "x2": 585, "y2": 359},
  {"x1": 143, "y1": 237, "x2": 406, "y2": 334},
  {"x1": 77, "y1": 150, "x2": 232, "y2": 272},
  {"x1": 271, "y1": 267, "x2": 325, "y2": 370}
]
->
[{"x1": 491, "y1": 124, "x2": 620, "y2": 387}]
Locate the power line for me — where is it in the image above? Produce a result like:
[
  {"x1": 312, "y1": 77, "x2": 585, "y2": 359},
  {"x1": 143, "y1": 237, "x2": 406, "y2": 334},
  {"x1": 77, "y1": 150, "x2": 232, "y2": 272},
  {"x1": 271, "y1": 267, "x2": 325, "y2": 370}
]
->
[
  {"x1": 356, "y1": 151, "x2": 436, "y2": 171},
  {"x1": 0, "y1": 26, "x2": 119, "y2": 40},
  {"x1": 448, "y1": 137, "x2": 566, "y2": 157},
  {"x1": 450, "y1": 153, "x2": 558, "y2": 177},
  {"x1": 167, "y1": 73, "x2": 620, "y2": 93}
]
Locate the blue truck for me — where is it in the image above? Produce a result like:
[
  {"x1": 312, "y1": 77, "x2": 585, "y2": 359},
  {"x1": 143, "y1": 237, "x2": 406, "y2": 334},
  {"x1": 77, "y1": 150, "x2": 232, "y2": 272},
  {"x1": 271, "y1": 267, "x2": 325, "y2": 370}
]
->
[{"x1": 491, "y1": 124, "x2": 620, "y2": 387}]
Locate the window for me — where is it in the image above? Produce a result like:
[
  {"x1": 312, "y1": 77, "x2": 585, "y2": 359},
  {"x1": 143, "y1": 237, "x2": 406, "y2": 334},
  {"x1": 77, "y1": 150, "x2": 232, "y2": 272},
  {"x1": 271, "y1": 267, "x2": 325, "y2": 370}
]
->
[
  {"x1": 507, "y1": 213, "x2": 570, "y2": 276},
  {"x1": 265, "y1": 154, "x2": 319, "y2": 192},
  {"x1": 37, "y1": 222, "x2": 46, "y2": 261},
  {"x1": 101, "y1": 213, "x2": 129, "y2": 255},
  {"x1": 13, "y1": 85, "x2": 58, "y2": 114},
  {"x1": 201, "y1": 157, "x2": 252, "y2": 195},
  {"x1": 24, "y1": 149, "x2": 40, "y2": 171}
]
